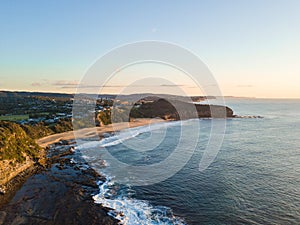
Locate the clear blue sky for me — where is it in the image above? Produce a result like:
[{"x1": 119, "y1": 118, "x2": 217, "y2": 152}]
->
[{"x1": 1, "y1": 0, "x2": 300, "y2": 97}]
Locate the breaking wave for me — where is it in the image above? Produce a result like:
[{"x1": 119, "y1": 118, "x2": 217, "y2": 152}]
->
[{"x1": 93, "y1": 175, "x2": 186, "y2": 225}]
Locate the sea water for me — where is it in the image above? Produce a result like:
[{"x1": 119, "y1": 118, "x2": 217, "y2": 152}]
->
[{"x1": 78, "y1": 99, "x2": 300, "y2": 224}]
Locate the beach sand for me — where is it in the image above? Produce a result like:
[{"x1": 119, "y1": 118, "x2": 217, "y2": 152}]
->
[
  {"x1": 37, "y1": 118, "x2": 165, "y2": 148},
  {"x1": 0, "y1": 118, "x2": 166, "y2": 224}
]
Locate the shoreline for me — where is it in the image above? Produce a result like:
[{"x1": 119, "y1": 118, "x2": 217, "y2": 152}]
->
[
  {"x1": 0, "y1": 118, "x2": 166, "y2": 224},
  {"x1": 0, "y1": 137, "x2": 119, "y2": 224},
  {"x1": 37, "y1": 118, "x2": 165, "y2": 148}
]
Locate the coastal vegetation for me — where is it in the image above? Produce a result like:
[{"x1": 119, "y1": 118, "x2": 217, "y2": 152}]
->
[
  {"x1": 0, "y1": 94, "x2": 233, "y2": 164},
  {"x1": 96, "y1": 111, "x2": 112, "y2": 125},
  {"x1": 130, "y1": 99, "x2": 234, "y2": 120},
  {"x1": 0, "y1": 119, "x2": 72, "y2": 162},
  {"x1": 0, "y1": 91, "x2": 234, "y2": 189},
  {"x1": 0, "y1": 121, "x2": 41, "y2": 163},
  {"x1": 0, "y1": 118, "x2": 73, "y2": 188}
]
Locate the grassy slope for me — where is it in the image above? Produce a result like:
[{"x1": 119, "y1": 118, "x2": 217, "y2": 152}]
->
[{"x1": 0, "y1": 120, "x2": 73, "y2": 186}]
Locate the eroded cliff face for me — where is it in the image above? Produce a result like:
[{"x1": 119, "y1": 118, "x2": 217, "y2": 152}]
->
[
  {"x1": 0, "y1": 121, "x2": 42, "y2": 187},
  {"x1": 195, "y1": 104, "x2": 234, "y2": 118},
  {"x1": 0, "y1": 158, "x2": 34, "y2": 186},
  {"x1": 130, "y1": 99, "x2": 234, "y2": 120}
]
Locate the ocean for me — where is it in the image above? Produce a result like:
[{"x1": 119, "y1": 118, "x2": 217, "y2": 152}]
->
[{"x1": 77, "y1": 99, "x2": 300, "y2": 225}]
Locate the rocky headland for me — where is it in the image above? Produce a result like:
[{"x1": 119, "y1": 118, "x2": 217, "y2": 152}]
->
[
  {"x1": 131, "y1": 99, "x2": 234, "y2": 120},
  {"x1": 0, "y1": 140, "x2": 119, "y2": 225},
  {"x1": 0, "y1": 99, "x2": 236, "y2": 224}
]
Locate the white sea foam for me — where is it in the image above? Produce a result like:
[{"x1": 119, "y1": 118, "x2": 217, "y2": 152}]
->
[
  {"x1": 75, "y1": 121, "x2": 182, "y2": 150},
  {"x1": 70, "y1": 158, "x2": 77, "y2": 164},
  {"x1": 75, "y1": 141, "x2": 100, "y2": 150},
  {"x1": 93, "y1": 176, "x2": 186, "y2": 225},
  {"x1": 100, "y1": 121, "x2": 181, "y2": 148},
  {"x1": 77, "y1": 121, "x2": 188, "y2": 224}
]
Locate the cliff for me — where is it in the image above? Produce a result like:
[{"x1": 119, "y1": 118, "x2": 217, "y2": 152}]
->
[
  {"x1": 130, "y1": 99, "x2": 234, "y2": 120},
  {"x1": 0, "y1": 122, "x2": 43, "y2": 187}
]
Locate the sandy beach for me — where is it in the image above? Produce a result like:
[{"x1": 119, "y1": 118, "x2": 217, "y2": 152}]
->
[
  {"x1": 0, "y1": 118, "x2": 167, "y2": 224},
  {"x1": 37, "y1": 118, "x2": 165, "y2": 148}
]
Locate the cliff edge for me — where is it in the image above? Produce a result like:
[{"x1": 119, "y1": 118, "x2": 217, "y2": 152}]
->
[{"x1": 130, "y1": 99, "x2": 234, "y2": 120}]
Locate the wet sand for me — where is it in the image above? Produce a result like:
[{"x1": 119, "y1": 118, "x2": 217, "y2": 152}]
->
[
  {"x1": 37, "y1": 118, "x2": 165, "y2": 148},
  {"x1": 0, "y1": 118, "x2": 165, "y2": 225}
]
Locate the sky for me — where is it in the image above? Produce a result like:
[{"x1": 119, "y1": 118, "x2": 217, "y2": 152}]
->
[{"x1": 0, "y1": 0, "x2": 300, "y2": 98}]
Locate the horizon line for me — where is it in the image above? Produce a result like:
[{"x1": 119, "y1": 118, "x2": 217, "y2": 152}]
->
[{"x1": 1, "y1": 89, "x2": 300, "y2": 99}]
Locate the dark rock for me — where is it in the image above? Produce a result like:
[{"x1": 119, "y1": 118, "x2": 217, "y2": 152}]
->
[
  {"x1": 0, "y1": 211, "x2": 7, "y2": 224},
  {"x1": 0, "y1": 143, "x2": 119, "y2": 225}
]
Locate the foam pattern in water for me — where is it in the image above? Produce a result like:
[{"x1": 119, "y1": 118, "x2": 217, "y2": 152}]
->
[
  {"x1": 93, "y1": 175, "x2": 186, "y2": 225},
  {"x1": 76, "y1": 121, "x2": 182, "y2": 150}
]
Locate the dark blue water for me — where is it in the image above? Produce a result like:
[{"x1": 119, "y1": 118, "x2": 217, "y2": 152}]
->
[{"x1": 88, "y1": 99, "x2": 300, "y2": 224}]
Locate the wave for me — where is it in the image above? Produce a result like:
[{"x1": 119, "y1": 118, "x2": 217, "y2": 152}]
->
[
  {"x1": 67, "y1": 154, "x2": 186, "y2": 224},
  {"x1": 77, "y1": 121, "x2": 188, "y2": 224},
  {"x1": 76, "y1": 121, "x2": 182, "y2": 150},
  {"x1": 93, "y1": 175, "x2": 186, "y2": 225}
]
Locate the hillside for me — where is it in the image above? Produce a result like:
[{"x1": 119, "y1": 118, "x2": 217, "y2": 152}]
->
[
  {"x1": 0, "y1": 119, "x2": 73, "y2": 187},
  {"x1": 0, "y1": 121, "x2": 43, "y2": 186},
  {"x1": 130, "y1": 99, "x2": 234, "y2": 120}
]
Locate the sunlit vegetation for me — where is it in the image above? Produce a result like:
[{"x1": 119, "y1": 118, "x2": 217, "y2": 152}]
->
[
  {"x1": 49, "y1": 119, "x2": 73, "y2": 133},
  {"x1": 0, "y1": 114, "x2": 29, "y2": 121},
  {"x1": 96, "y1": 111, "x2": 112, "y2": 125},
  {"x1": 0, "y1": 119, "x2": 73, "y2": 163},
  {"x1": 0, "y1": 121, "x2": 41, "y2": 162}
]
